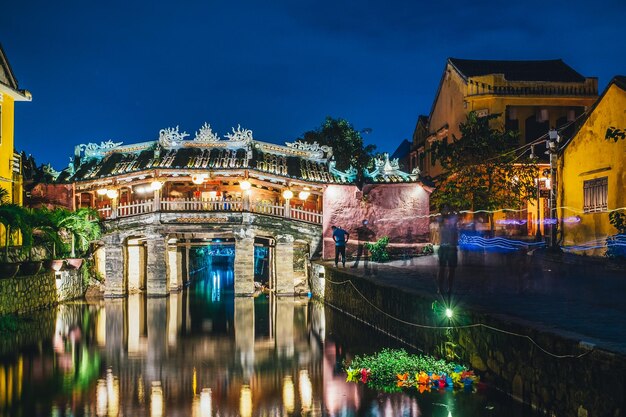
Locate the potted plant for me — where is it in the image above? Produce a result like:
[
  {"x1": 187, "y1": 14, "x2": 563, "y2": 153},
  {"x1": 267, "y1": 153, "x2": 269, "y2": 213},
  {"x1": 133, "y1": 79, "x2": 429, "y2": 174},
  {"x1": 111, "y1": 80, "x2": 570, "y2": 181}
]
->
[{"x1": 51, "y1": 207, "x2": 101, "y2": 269}]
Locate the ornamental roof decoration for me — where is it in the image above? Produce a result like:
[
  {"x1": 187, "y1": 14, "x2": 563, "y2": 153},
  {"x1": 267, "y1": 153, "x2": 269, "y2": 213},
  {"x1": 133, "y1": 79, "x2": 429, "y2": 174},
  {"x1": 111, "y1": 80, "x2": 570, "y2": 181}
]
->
[
  {"x1": 159, "y1": 126, "x2": 189, "y2": 148},
  {"x1": 194, "y1": 123, "x2": 221, "y2": 142},
  {"x1": 76, "y1": 140, "x2": 123, "y2": 160},
  {"x1": 329, "y1": 161, "x2": 358, "y2": 183},
  {"x1": 366, "y1": 153, "x2": 418, "y2": 182},
  {"x1": 42, "y1": 163, "x2": 61, "y2": 180},
  {"x1": 285, "y1": 141, "x2": 332, "y2": 160},
  {"x1": 224, "y1": 125, "x2": 253, "y2": 144}
]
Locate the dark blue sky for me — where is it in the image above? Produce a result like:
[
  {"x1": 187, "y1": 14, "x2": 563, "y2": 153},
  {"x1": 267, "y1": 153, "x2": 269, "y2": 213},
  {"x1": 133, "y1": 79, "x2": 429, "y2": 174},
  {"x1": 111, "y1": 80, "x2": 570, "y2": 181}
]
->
[{"x1": 2, "y1": 0, "x2": 625, "y2": 169}]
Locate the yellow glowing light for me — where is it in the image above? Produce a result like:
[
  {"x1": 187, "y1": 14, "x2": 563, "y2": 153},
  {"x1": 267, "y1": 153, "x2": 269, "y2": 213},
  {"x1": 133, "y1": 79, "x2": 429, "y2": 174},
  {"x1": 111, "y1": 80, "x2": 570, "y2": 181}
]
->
[
  {"x1": 239, "y1": 385, "x2": 252, "y2": 417},
  {"x1": 240, "y1": 180, "x2": 252, "y2": 191},
  {"x1": 151, "y1": 382, "x2": 164, "y2": 417},
  {"x1": 200, "y1": 388, "x2": 212, "y2": 417},
  {"x1": 298, "y1": 189, "x2": 311, "y2": 200},
  {"x1": 445, "y1": 308, "x2": 453, "y2": 319},
  {"x1": 299, "y1": 370, "x2": 312, "y2": 412},
  {"x1": 151, "y1": 180, "x2": 163, "y2": 191},
  {"x1": 106, "y1": 189, "x2": 119, "y2": 199},
  {"x1": 96, "y1": 379, "x2": 107, "y2": 417},
  {"x1": 191, "y1": 174, "x2": 207, "y2": 185},
  {"x1": 282, "y1": 376, "x2": 295, "y2": 413},
  {"x1": 282, "y1": 189, "x2": 294, "y2": 200},
  {"x1": 96, "y1": 188, "x2": 109, "y2": 196}
]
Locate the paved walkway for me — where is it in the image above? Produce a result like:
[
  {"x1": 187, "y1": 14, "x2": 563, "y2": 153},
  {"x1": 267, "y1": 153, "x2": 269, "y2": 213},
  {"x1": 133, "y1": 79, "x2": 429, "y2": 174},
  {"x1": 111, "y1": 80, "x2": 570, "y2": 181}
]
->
[{"x1": 320, "y1": 251, "x2": 626, "y2": 354}]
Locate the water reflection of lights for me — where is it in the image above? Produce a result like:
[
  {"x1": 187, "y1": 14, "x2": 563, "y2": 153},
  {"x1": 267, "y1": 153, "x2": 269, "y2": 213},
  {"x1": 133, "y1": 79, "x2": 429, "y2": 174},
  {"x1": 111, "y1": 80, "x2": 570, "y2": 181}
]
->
[
  {"x1": 240, "y1": 385, "x2": 252, "y2": 417},
  {"x1": 283, "y1": 376, "x2": 295, "y2": 413},
  {"x1": 96, "y1": 379, "x2": 107, "y2": 416},
  {"x1": 200, "y1": 388, "x2": 213, "y2": 417},
  {"x1": 299, "y1": 370, "x2": 313, "y2": 412},
  {"x1": 151, "y1": 381, "x2": 164, "y2": 417},
  {"x1": 138, "y1": 375, "x2": 145, "y2": 404}
]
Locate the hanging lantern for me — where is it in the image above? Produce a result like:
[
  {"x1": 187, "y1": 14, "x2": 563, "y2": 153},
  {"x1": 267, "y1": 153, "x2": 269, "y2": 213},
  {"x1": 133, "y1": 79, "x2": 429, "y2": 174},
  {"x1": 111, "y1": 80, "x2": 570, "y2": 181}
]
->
[
  {"x1": 150, "y1": 180, "x2": 163, "y2": 191},
  {"x1": 298, "y1": 188, "x2": 311, "y2": 200},
  {"x1": 106, "y1": 189, "x2": 119, "y2": 199},
  {"x1": 282, "y1": 189, "x2": 294, "y2": 200},
  {"x1": 239, "y1": 180, "x2": 251, "y2": 191},
  {"x1": 191, "y1": 174, "x2": 206, "y2": 185},
  {"x1": 96, "y1": 188, "x2": 109, "y2": 196}
]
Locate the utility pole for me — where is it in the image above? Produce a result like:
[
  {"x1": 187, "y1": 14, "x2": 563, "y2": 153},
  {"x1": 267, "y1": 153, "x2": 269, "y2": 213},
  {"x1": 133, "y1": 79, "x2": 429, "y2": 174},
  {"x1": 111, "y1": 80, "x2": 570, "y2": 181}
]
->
[{"x1": 547, "y1": 129, "x2": 560, "y2": 250}]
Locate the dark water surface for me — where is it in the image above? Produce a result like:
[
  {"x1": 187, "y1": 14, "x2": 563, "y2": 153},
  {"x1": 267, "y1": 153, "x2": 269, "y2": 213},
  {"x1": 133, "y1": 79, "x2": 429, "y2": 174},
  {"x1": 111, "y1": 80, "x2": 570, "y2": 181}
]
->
[{"x1": 0, "y1": 267, "x2": 542, "y2": 417}]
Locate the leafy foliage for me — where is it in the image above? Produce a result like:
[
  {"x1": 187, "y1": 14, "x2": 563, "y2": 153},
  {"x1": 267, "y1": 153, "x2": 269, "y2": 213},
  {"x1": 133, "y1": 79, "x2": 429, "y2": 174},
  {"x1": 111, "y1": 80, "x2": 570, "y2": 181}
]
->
[
  {"x1": 606, "y1": 211, "x2": 626, "y2": 259},
  {"x1": 365, "y1": 236, "x2": 390, "y2": 262},
  {"x1": 430, "y1": 112, "x2": 538, "y2": 228},
  {"x1": 300, "y1": 117, "x2": 376, "y2": 185},
  {"x1": 421, "y1": 243, "x2": 434, "y2": 255},
  {"x1": 344, "y1": 348, "x2": 469, "y2": 391}
]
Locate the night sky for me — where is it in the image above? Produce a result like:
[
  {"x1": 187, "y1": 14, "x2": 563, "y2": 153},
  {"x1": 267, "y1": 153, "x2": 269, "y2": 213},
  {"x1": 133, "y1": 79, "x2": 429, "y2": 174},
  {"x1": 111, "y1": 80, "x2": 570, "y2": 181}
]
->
[{"x1": 2, "y1": 0, "x2": 626, "y2": 170}]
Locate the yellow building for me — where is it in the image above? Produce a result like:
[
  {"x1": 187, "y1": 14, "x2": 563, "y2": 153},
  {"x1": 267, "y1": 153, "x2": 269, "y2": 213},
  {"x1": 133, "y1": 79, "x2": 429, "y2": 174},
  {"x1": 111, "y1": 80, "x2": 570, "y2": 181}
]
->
[
  {"x1": 411, "y1": 58, "x2": 598, "y2": 236},
  {"x1": 559, "y1": 76, "x2": 626, "y2": 256},
  {"x1": 0, "y1": 44, "x2": 30, "y2": 203},
  {"x1": 0, "y1": 44, "x2": 31, "y2": 245}
]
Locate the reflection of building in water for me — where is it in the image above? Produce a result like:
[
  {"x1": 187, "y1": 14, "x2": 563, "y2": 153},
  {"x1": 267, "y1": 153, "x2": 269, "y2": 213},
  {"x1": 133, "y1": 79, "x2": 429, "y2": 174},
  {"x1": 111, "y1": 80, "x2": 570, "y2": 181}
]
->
[{"x1": 91, "y1": 292, "x2": 324, "y2": 415}]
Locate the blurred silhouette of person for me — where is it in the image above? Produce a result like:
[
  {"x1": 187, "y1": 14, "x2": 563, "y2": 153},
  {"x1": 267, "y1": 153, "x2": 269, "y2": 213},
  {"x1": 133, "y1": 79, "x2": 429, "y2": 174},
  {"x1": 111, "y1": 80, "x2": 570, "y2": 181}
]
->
[
  {"x1": 332, "y1": 225, "x2": 349, "y2": 267},
  {"x1": 437, "y1": 208, "x2": 459, "y2": 296},
  {"x1": 352, "y1": 220, "x2": 375, "y2": 269}
]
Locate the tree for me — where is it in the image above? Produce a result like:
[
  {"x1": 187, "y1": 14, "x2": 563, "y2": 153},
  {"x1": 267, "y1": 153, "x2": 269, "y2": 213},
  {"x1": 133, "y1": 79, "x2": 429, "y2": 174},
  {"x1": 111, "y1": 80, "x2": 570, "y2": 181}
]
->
[
  {"x1": 0, "y1": 204, "x2": 28, "y2": 263},
  {"x1": 430, "y1": 112, "x2": 538, "y2": 232},
  {"x1": 300, "y1": 117, "x2": 376, "y2": 185},
  {"x1": 51, "y1": 207, "x2": 101, "y2": 258}
]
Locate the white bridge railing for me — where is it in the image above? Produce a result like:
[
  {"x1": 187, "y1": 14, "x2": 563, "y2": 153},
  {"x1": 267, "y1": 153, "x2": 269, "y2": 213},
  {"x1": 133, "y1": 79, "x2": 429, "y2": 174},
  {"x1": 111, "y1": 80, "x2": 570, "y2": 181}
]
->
[{"x1": 98, "y1": 198, "x2": 322, "y2": 224}]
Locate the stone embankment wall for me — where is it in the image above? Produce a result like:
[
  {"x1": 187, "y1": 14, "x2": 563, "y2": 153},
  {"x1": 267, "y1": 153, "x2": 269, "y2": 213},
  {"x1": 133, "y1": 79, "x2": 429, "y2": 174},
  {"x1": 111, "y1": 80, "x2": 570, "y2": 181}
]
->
[
  {"x1": 0, "y1": 268, "x2": 85, "y2": 315},
  {"x1": 312, "y1": 264, "x2": 625, "y2": 417}
]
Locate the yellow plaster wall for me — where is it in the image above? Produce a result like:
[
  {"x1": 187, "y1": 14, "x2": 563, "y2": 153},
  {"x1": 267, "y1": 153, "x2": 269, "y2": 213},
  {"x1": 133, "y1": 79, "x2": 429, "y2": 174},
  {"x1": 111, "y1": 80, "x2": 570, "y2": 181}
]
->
[
  {"x1": 0, "y1": 94, "x2": 15, "y2": 202},
  {"x1": 559, "y1": 83, "x2": 626, "y2": 255}
]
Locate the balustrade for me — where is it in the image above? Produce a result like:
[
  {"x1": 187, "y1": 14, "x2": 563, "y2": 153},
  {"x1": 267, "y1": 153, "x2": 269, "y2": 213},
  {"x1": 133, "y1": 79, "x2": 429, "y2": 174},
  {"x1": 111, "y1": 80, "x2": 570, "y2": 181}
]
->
[{"x1": 98, "y1": 197, "x2": 320, "y2": 224}]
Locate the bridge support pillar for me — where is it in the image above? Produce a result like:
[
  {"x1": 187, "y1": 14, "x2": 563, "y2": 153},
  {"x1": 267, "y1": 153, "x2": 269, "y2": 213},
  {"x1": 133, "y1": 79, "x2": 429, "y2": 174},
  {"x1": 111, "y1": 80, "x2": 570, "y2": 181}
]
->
[
  {"x1": 234, "y1": 230, "x2": 255, "y2": 295},
  {"x1": 275, "y1": 234, "x2": 295, "y2": 295},
  {"x1": 104, "y1": 235, "x2": 125, "y2": 298},
  {"x1": 167, "y1": 241, "x2": 182, "y2": 292},
  {"x1": 146, "y1": 235, "x2": 168, "y2": 296},
  {"x1": 127, "y1": 239, "x2": 146, "y2": 292}
]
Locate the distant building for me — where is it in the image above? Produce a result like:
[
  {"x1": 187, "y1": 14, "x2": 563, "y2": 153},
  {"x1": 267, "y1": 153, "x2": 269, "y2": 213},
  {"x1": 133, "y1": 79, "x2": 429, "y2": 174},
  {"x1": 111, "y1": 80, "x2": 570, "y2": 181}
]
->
[
  {"x1": 390, "y1": 138, "x2": 411, "y2": 172},
  {"x1": 558, "y1": 76, "x2": 626, "y2": 256},
  {"x1": 415, "y1": 58, "x2": 598, "y2": 236},
  {"x1": 0, "y1": 44, "x2": 31, "y2": 239}
]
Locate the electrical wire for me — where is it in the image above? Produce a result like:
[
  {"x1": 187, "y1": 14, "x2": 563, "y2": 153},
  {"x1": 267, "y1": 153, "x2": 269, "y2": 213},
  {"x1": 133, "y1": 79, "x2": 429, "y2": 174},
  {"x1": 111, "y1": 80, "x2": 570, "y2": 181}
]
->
[{"x1": 323, "y1": 275, "x2": 594, "y2": 359}]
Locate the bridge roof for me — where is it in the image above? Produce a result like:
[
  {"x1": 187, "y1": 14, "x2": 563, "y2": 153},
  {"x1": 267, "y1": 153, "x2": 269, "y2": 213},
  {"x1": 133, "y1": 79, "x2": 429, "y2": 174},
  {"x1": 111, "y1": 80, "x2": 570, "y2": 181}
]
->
[{"x1": 60, "y1": 127, "x2": 419, "y2": 185}]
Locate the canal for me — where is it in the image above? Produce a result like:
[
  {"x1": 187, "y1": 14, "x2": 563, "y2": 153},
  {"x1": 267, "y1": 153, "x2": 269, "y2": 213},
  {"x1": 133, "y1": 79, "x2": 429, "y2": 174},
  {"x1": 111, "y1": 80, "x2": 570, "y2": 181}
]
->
[{"x1": 0, "y1": 265, "x2": 542, "y2": 417}]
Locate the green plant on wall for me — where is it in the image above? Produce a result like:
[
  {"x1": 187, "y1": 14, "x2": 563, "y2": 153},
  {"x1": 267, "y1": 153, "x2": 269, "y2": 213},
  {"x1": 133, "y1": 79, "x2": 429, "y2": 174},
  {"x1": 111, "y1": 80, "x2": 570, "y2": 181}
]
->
[
  {"x1": 606, "y1": 211, "x2": 626, "y2": 259},
  {"x1": 365, "y1": 236, "x2": 390, "y2": 262}
]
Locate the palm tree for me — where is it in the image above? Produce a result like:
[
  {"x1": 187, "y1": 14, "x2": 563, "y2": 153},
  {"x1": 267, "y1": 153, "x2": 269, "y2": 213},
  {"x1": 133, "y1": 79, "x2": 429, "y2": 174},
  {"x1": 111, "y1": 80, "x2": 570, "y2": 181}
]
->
[
  {"x1": 51, "y1": 207, "x2": 102, "y2": 258},
  {"x1": 22, "y1": 207, "x2": 63, "y2": 260},
  {"x1": 0, "y1": 204, "x2": 28, "y2": 263}
]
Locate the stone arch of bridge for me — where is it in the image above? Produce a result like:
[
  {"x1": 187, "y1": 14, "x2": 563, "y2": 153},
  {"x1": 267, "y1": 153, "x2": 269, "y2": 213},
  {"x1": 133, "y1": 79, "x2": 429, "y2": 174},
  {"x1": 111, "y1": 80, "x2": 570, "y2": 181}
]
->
[{"x1": 99, "y1": 213, "x2": 322, "y2": 298}]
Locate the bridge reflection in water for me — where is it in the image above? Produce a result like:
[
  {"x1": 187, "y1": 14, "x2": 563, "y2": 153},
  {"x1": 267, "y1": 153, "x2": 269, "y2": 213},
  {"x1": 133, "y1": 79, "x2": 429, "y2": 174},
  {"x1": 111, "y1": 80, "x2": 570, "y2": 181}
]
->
[{"x1": 1, "y1": 267, "x2": 542, "y2": 417}]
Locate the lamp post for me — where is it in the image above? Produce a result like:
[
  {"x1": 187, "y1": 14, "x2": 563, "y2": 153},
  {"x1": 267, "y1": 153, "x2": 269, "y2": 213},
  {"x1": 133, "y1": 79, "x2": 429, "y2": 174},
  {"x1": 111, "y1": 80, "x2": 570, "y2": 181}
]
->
[{"x1": 546, "y1": 128, "x2": 560, "y2": 249}]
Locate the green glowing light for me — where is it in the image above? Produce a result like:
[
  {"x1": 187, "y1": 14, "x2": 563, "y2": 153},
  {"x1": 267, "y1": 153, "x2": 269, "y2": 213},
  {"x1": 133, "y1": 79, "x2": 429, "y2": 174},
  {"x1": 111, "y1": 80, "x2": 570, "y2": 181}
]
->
[{"x1": 445, "y1": 308, "x2": 453, "y2": 319}]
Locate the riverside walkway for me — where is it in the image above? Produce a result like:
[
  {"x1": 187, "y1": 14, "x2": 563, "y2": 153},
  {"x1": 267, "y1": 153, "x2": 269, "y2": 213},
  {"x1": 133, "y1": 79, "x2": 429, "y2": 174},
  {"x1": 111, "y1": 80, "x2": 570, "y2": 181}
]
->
[{"x1": 320, "y1": 251, "x2": 626, "y2": 355}]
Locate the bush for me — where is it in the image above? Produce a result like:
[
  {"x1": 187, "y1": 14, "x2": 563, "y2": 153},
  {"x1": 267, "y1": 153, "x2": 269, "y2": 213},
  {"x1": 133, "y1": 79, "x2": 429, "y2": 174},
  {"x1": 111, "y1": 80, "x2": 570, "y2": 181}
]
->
[
  {"x1": 421, "y1": 244, "x2": 434, "y2": 255},
  {"x1": 606, "y1": 212, "x2": 626, "y2": 259},
  {"x1": 365, "y1": 236, "x2": 390, "y2": 262}
]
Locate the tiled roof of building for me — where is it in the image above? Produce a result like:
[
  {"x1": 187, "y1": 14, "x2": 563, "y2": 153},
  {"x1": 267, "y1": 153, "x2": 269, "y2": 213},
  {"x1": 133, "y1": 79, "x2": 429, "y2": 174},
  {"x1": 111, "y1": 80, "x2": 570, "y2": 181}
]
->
[{"x1": 449, "y1": 58, "x2": 587, "y2": 83}]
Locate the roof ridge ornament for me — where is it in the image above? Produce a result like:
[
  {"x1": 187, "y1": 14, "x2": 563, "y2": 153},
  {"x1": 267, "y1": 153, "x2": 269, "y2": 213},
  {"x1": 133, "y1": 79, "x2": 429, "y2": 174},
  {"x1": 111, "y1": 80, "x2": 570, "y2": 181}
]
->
[
  {"x1": 366, "y1": 153, "x2": 416, "y2": 182},
  {"x1": 285, "y1": 140, "x2": 333, "y2": 159},
  {"x1": 159, "y1": 126, "x2": 189, "y2": 148},
  {"x1": 194, "y1": 122, "x2": 221, "y2": 142},
  {"x1": 225, "y1": 125, "x2": 253, "y2": 143},
  {"x1": 76, "y1": 140, "x2": 123, "y2": 160}
]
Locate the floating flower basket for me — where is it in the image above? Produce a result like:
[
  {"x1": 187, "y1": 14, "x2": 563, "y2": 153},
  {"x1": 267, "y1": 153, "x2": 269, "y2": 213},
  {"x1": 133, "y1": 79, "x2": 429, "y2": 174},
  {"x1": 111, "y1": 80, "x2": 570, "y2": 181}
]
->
[{"x1": 344, "y1": 348, "x2": 478, "y2": 392}]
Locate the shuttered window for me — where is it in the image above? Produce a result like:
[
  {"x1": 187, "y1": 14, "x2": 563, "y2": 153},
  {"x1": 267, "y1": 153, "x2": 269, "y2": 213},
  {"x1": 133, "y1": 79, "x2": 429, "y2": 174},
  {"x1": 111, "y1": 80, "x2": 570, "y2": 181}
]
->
[{"x1": 583, "y1": 177, "x2": 608, "y2": 213}]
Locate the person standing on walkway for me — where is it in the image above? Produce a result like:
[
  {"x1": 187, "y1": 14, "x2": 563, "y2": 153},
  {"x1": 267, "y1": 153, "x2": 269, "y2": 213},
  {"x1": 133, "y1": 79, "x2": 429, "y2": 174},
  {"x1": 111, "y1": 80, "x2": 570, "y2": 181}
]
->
[
  {"x1": 332, "y1": 225, "x2": 349, "y2": 267},
  {"x1": 437, "y1": 209, "x2": 458, "y2": 295}
]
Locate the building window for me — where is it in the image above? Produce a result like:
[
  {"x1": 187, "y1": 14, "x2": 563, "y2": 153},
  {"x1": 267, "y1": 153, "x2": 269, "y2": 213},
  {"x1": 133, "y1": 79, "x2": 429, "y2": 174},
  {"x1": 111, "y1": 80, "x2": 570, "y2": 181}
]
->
[{"x1": 583, "y1": 177, "x2": 608, "y2": 213}]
